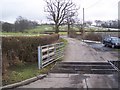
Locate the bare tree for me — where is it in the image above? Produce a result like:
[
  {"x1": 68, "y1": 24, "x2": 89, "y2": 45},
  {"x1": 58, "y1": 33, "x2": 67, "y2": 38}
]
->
[
  {"x1": 2, "y1": 22, "x2": 14, "y2": 32},
  {"x1": 45, "y1": 0, "x2": 79, "y2": 33},
  {"x1": 76, "y1": 20, "x2": 83, "y2": 32},
  {"x1": 66, "y1": 11, "x2": 78, "y2": 36},
  {"x1": 95, "y1": 20, "x2": 102, "y2": 27},
  {"x1": 86, "y1": 21, "x2": 92, "y2": 26},
  {"x1": 15, "y1": 16, "x2": 38, "y2": 32}
]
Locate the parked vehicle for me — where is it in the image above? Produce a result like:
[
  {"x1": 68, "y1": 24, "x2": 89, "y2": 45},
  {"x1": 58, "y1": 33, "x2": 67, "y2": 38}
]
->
[{"x1": 103, "y1": 37, "x2": 120, "y2": 48}]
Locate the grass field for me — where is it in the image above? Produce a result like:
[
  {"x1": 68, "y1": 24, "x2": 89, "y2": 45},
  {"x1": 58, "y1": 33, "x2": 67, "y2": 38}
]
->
[
  {"x1": 2, "y1": 62, "x2": 56, "y2": 85},
  {"x1": 0, "y1": 25, "x2": 68, "y2": 36},
  {"x1": 0, "y1": 32, "x2": 42, "y2": 36},
  {"x1": 0, "y1": 25, "x2": 53, "y2": 36},
  {"x1": 0, "y1": 25, "x2": 58, "y2": 36},
  {"x1": 25, "y1": 25, "x2": 53, "y2": 33},
  {"x1": 1, "y1": 25, "x2": 119, "y2": 36}
]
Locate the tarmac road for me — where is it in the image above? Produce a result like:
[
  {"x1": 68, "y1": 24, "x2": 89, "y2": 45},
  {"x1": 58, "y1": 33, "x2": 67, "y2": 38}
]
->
[
  {"x1": 63, "y1": 38, "x2": 118, "y2": 62},
  {"x1": 84, "y1": 40, "x2": 119, "y2": 60}
]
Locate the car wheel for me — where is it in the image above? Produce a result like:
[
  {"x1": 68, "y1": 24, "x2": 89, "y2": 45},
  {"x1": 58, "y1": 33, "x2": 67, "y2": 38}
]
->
[
  {"x1": 111, "y1": 45, "x2": 115, "y2": 48},
  {"x1": 104, "y1": 44, "x2": 107, "y2": 47}
]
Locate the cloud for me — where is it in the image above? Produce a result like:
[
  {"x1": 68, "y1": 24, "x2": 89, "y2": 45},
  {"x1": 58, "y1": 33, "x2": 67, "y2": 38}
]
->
[
  {"x1": 118, "y1": 1, "x2": 120, "y2": 20},
  {"x1": 1, "y1": 0, "x2": 47, "y2": 23},
  {"x1": 77, "y1": 0, "x2": 119, "y2": 21},
  {"x1": 0, "y1": 0, "x2": 119, "y2": 23}
]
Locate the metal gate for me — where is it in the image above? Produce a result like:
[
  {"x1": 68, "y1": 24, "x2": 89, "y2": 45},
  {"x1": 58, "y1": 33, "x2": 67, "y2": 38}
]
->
[{"x1": 38, "y1": 42, "x2": 64, "y2": 69}]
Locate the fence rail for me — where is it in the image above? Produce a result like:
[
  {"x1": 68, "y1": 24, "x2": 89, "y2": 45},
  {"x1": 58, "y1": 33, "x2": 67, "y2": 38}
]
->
[{"x1": 38, "y1": 42, "x2": 64, "y2": 69}]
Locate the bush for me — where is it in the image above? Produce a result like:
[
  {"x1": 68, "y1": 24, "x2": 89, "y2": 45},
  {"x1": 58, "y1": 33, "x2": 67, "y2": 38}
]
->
[
  {"x1": 84, "y1": 32, "x2": 102, "y2": 41},
  {"x1": 2, "y1": 34, "x2": 59, "y2": 78},
  {"x1": 68, "y1": 30, "x2": 77, "y2": 38}
]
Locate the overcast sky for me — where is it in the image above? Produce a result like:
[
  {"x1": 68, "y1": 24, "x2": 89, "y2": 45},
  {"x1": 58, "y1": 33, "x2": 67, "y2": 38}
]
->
[{"x1": 0, "y1": 0, "x2": 120, "y2": 23}]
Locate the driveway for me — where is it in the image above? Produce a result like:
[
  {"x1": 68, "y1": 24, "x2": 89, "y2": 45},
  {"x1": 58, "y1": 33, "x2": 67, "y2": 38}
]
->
[
  {"x1": 63, "y1": 38, "x2": 118, "y2": 62},
  {"x1": 84, "y1": 40, "x2": 119, "y2": 59},
  {"x1": 18, "y1": 37, "x2": 119, "y2": 89}
]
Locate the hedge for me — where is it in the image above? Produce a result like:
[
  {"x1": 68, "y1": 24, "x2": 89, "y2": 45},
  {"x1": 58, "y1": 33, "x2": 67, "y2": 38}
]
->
[{"x1": 2, "y1": 34, "x2": 59, "y2": 77}]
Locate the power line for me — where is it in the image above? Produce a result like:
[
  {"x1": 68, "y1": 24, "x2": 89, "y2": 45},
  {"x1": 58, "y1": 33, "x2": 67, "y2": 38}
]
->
[
  {"x1": 111, "y1": 0, "x2": 120, "y2": 8},
  {"x1": 85, "y1": 0, "x2": 102, "y2": 9},
  {"x1": 85, "y1": 0, "x2": 119, "y2": 9}
]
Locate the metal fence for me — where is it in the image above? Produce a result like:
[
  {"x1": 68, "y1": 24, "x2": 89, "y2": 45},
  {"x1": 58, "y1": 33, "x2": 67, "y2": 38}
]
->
[{"x1": 38, "y1": 42, "x2": 64, "y2": 69}]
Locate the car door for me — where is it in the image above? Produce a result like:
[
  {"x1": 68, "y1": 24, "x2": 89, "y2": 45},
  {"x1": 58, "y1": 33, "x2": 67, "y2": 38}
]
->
[{"x1": 106, "y1": 38, "x2": 112, "y2": 46}]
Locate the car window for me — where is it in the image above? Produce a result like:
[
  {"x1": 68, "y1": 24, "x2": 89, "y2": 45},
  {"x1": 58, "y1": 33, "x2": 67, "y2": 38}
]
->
[
  {"x1": 112, "y1": 38, "x2": 120, "y2": 43},
  {"x1": 106, "y1": 38, "x2": 111, "y2": 41}
]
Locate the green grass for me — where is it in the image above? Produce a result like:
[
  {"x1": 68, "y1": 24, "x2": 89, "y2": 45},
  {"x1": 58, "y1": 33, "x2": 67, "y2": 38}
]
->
[
  {"x1": 0, "y1": 25, "x2": 54, "y2": 36},
  {"x1": 0, "y1": 25, "x2": 107, "y2": 36},
  {"x1": 2, "y1": 24, "x2": 118, "y2": 36},
  {"x1": 3, "y1": 62, "x2": 56, "y2": 86},
  {"x1": 1, "y1": 25, "x2": 112, "y2": 36},
  {"x1": 25, "y1": 25, "x2": 53, "y2": 34},
  {"x1": 59, "y1": 32, "x2": 67, "y2": 35},
  {"x1": 0, "y1": 25, "x2": 79, "y2": 36},
  {"x1": 0, "y1": 32, "x2": 44, "y2": 36},
  {"x1": 59, "y1": 38, "x2": 68, "y2": 46},
  {"x1": 59, "y1": 25, "x2": 68, "y2": 31}
]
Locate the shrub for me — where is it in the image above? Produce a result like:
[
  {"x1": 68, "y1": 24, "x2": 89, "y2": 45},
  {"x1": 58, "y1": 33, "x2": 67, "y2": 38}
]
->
[
  {"x1": 69, "y1": 30, "x2": 77, "y2": 38},
  {"x1": 84, "y1": 32, "x2": 102, "y2": 41},
  {"x1": 2, "y1": 34, "x2": 59, "y2": 77}
]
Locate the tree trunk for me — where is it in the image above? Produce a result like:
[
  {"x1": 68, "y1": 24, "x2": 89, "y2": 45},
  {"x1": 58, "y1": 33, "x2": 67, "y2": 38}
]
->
[
  {"x1": 55, "y1": 25, "x2": 59, "y2": 33},
  {"x1": 67, "y1": 23, "x2": 70, "y2": 36},
  {"x1": 81, "y1": 27, "x2": 85, "y2": 40}
]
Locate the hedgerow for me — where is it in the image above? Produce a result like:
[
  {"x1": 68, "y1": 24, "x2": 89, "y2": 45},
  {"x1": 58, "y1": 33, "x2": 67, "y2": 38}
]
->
[{"x1": 2, "y1": 34, "x2": 59, "y2": 79}]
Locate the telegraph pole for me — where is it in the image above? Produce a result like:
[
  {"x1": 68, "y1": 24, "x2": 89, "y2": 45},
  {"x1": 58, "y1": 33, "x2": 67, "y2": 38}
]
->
[
  {"x1": 83, "y1": 8, "x2": 85, "y2": 24},
  {"x1": 82, "y1": 8, "x2": 85, "y2": 41}
]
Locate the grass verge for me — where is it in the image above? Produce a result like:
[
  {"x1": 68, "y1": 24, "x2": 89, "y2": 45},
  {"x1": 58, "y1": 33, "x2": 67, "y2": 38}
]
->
[
  {"x1": 59, "y1": 38, "x2": 68, "y2": 46},
  {"x1": 2, "y1": 62, "x2": 56, "y2": 86}
]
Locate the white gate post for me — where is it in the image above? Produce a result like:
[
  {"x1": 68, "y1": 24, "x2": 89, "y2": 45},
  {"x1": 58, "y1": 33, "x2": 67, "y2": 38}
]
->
[{"x1": 38, "y1": 46, "x2": 42, "y2": 69}]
